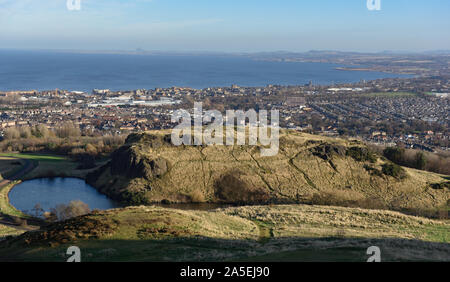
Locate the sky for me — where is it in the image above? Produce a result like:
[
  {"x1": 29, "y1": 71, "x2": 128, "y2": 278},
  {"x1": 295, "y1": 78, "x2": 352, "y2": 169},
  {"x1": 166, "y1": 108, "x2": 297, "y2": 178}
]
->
[{"x1": 0, "y1": 0, "x2": 449, "y2": 52}]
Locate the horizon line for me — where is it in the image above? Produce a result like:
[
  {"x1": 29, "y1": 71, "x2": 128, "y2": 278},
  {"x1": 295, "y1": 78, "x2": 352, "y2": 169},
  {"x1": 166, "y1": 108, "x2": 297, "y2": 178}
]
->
[{"x1": 1, "y1": 48, "x2": 450, "y2": 56}]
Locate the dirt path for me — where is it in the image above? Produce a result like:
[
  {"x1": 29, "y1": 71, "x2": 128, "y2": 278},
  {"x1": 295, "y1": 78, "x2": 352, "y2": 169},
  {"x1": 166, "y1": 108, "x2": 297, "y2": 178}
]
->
[
  {"x1": 0, "y1": 159, "x2": 39, "y2": 230},
  {"x1": 0, "y1": 159, "x2": 37, "y2": 186}
]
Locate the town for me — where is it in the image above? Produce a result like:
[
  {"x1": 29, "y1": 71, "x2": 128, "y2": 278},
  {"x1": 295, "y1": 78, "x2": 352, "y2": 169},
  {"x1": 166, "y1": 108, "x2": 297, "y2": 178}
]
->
[{"x1": 0, "y1": 75, "x2": 448, "y2": 154}]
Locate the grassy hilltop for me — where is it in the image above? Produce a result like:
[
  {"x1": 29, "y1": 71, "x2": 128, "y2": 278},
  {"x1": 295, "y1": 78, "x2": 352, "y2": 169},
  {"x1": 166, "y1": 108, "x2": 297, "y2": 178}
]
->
[
  {"x1": 86, "y1": 130, "x2": 449, "y2": 215},
  {"x1": 1, "y1": 205, "x2": 448, "y2": 262},
  {"x1": 0, "y1": 130, "x2": 449, "y2": 262}
]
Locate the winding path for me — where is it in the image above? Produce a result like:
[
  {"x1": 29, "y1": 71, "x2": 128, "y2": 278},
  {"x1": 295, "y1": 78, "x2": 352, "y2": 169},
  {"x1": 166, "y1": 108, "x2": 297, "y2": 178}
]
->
[{"x1": 0, "y1": 159, "x2": 38, "y2": 230}]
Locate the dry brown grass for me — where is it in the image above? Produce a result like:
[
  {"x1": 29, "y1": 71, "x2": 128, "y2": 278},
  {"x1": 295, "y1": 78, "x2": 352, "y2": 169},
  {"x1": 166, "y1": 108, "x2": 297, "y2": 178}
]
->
[
  {"x1": 91, "y1": 130, "x2": 450, "y2": 214},
  {"x1": 189, "y1": 189, "x2": 206, "y2": 203},
  {"x1": 222, "y1": 204, "x2": 450, "y2": 243},
  {"x1": 2, "y1": 204, "x2": 449, "y2": 262}
]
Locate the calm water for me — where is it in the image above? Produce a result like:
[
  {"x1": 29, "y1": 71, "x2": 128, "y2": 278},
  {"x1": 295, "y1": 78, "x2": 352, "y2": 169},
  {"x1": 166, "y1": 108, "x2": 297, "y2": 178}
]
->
[
  {"x1": 9, "y1": 178, "x2": 121, "y2": 214},
  {"x1": 0, "y1": 50, "x2": 411, "y2": 92}
]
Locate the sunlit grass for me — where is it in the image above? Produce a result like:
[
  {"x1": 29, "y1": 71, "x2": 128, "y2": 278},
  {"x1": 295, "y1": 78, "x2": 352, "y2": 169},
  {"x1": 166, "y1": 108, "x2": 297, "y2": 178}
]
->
[{"x1": 0, "y1": 153, "x2": 66, "y2": 162}]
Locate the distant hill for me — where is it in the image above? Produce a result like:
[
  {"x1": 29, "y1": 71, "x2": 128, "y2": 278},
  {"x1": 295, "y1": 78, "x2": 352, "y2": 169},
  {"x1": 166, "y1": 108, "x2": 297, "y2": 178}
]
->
[{"x1": 86, "y1": 130, "x2": 449, "y2": 215}]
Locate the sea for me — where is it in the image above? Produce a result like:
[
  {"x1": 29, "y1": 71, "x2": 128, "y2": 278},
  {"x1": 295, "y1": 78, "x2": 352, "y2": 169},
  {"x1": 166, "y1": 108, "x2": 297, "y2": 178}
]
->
[{"x1": 0, "y1": 50, "x2": 411, "y2": 92}]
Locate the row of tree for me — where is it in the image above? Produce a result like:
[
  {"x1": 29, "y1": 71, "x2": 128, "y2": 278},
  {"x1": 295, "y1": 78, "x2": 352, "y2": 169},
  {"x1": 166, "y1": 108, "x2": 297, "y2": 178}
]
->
[
  {"x1": 3, "y1": 122, "x2": 81, "y2": 140},
  {"x1": 382, "y1": 147, "x2": 450, "y2": 175}
]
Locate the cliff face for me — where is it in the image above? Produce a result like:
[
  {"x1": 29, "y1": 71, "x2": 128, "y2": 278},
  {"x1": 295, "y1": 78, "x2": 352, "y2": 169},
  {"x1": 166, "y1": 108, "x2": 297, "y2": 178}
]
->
[
  {"x1": 110, "y1": 144, "x2": 169, "y2": 180},
  {"x1": 87, "y1": 130, "x2": 449, "y2": 214}
]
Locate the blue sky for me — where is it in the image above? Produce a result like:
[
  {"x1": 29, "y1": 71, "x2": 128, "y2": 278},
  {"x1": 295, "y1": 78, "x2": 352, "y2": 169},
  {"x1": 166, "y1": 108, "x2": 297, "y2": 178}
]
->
[{"x1": 0, "y1": 0, "x2": 449, "y2": 52}]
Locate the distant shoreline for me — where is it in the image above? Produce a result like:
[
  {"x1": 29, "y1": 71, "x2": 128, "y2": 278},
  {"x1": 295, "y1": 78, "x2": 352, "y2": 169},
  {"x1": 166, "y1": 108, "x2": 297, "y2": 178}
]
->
[{"x1": 335, "y1": 66, "x2": 417, "y2": 75}]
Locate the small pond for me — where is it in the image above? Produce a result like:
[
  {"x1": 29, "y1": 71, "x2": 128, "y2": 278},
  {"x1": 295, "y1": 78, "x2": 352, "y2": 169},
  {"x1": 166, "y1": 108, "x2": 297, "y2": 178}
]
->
[
  {"x1": 9, "y1": 177, "x2": 121, "y2": 214},
  {"x1": 9, "y1": 177, "x2": 233, "y2": 216}
]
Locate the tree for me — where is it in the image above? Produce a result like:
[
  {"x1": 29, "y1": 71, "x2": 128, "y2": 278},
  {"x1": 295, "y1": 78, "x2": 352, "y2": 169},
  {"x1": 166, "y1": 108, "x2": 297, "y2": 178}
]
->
[
  {"x1": 55, "y1": 122, "x2": 81, "y2": 138},
  {"x1": 49, "y1": 200, "x2": 91, "y2": 221},
  {"x1": 415, "y1": 152, "x2": 427, "y2": 170},
  {"x1": 85, "y1": 143, "x2": 98, "y2": 155},
  {"x1": 3, "y1": 127, "x2": 20, "y2": 140},
  {"x1": 33, "y1": 124, "x2": 49, "y2": 138},
  {"x1": 19, "y1": 126, "x2": 32, "y2": 139},
  {"x1": 383, "y1": 147, "x2": 405, "y2": 165},
  {"x1": 31, "y1": 203, "x2": 44, "y2": 218}
]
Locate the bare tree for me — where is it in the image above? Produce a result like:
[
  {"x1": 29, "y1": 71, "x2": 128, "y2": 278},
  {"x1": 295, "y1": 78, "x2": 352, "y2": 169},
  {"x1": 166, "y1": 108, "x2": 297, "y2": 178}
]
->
[{"x1": 49, "y1": 200, "x2": 91, "y2": 221}]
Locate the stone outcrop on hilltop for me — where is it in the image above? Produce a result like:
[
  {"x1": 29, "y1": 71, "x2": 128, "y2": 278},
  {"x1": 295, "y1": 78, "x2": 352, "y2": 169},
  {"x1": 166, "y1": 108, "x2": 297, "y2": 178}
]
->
[{"x1": 86, "y1": 131, "x2": 449, "y2": 214}]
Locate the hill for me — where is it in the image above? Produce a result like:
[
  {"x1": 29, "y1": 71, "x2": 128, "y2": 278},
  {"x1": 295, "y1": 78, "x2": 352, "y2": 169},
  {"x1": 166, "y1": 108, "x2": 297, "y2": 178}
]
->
[
  {"x1": 86, "y1": 130, "x2": 449, "y2": 216},
  {"x1": 0, "y1": 204, "x2": 448, "y2": 262}
]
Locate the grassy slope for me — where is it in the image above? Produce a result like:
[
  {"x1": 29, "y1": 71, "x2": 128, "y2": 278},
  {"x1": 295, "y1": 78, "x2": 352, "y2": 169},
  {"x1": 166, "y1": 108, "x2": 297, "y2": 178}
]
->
[
  {"x1": 90, "y1": 130, "x2": 449, "y2": 212},
  {"x1": 0, "y1": 152, "x2": 103, "y2": 180},
  {"x1": 0, "y1": 224, "x2": 23, "y2": 238},
  {"x1": 0, "y1": 205, "x2": 448, "y2": 262},
  {"x1": 0, "y1": 153, "x2": 66, "y2": 162},
  {"x1": 0, "y1": 157, "x2": 24, "y2": 179},
  {"x1": 0, "y1": 182, "x2": 28, "y2": 218}
]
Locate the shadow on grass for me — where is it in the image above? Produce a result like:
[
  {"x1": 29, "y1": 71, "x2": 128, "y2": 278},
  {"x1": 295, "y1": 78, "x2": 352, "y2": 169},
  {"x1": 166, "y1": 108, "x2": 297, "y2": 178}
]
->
[{"x1": 1, "y1": 236, "x2": 449, "y2": 262}]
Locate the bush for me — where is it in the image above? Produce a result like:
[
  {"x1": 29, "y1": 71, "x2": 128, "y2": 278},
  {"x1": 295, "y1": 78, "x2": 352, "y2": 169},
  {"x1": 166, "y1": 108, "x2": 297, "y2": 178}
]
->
[
  {"x1": 189, "y1": 189, "x2": 206, "y2": 203},
  {"x1": 363, "y1": 165, "x2": 383, "y2": 177},
  {"x1": 382, "y1": 163, "x2": 407, "y2": 179},
  {"x1": 122, "y1": 190, "x2": 148, "y2": 205},
  {"x1": 414, "y1": 152, "x2": 427, "y2": 170},
  {"x1": 346, "y1": 147, "x2": 377, "y2": 163},
  {"x1": 430, "y1": 182, "x2": 450, "y2": 190},
  {"x1": 383, "y1": 147, "x2": 405, "y2": 164},
  {"x1": 49, "y1": 200, "x2": 91, "y2": 221}
]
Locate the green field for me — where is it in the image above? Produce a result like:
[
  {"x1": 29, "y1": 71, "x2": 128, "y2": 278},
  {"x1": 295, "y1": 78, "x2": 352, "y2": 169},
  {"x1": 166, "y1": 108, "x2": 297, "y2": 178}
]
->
[
  {"x1": 0, "y1": 153, "x2": 98, "y2": 180},
  {"x1": 0, "y1": 153, "x2": 66, "y2": 162}
]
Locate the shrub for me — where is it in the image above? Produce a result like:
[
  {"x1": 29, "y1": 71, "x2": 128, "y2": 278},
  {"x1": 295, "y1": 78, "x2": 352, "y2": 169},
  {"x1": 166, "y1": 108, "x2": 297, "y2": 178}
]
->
[
  {"x1": 49, "y1": 200, "x2": 91, "y2": 221},
  {"x1": 189, "y1": 189, "x2": 206, "y2": 203},
  {"x1": 414, "y1": 152, "x2": 427, "y2": 170},
  {"x1": 383, "y1": 147, "x2": 405, "y2": 164},
  {"x1": 122, "y1": 190, "x2": 148, "y2": 205},
  {"x1": 347, "y1": 147, "x2": 377, "y2": 163},
  {"x1": 382, "y1": 163, "x2": 407, "y2": 179},
  {"x1": 430, "y1": 182, "x2": 450, "y2": 190},
  {"x1": 363, "y1": 165, "x2": 384, "y2": 177}
]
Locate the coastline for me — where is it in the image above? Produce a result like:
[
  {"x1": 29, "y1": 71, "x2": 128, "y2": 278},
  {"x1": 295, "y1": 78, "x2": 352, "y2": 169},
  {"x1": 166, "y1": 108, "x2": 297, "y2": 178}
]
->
[{"x1": 334, "y1": 66, "x2": 417, "y2": 75}]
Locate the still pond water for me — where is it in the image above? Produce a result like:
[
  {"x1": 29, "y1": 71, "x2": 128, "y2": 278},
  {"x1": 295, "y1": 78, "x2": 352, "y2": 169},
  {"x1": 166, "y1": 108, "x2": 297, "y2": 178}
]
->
[
  {"x1": 9, "y1": 177, "x2": 230, "y2": 215},
  {"x1": 9, "y1": 178, "x2": 121, "y2": 214}
]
